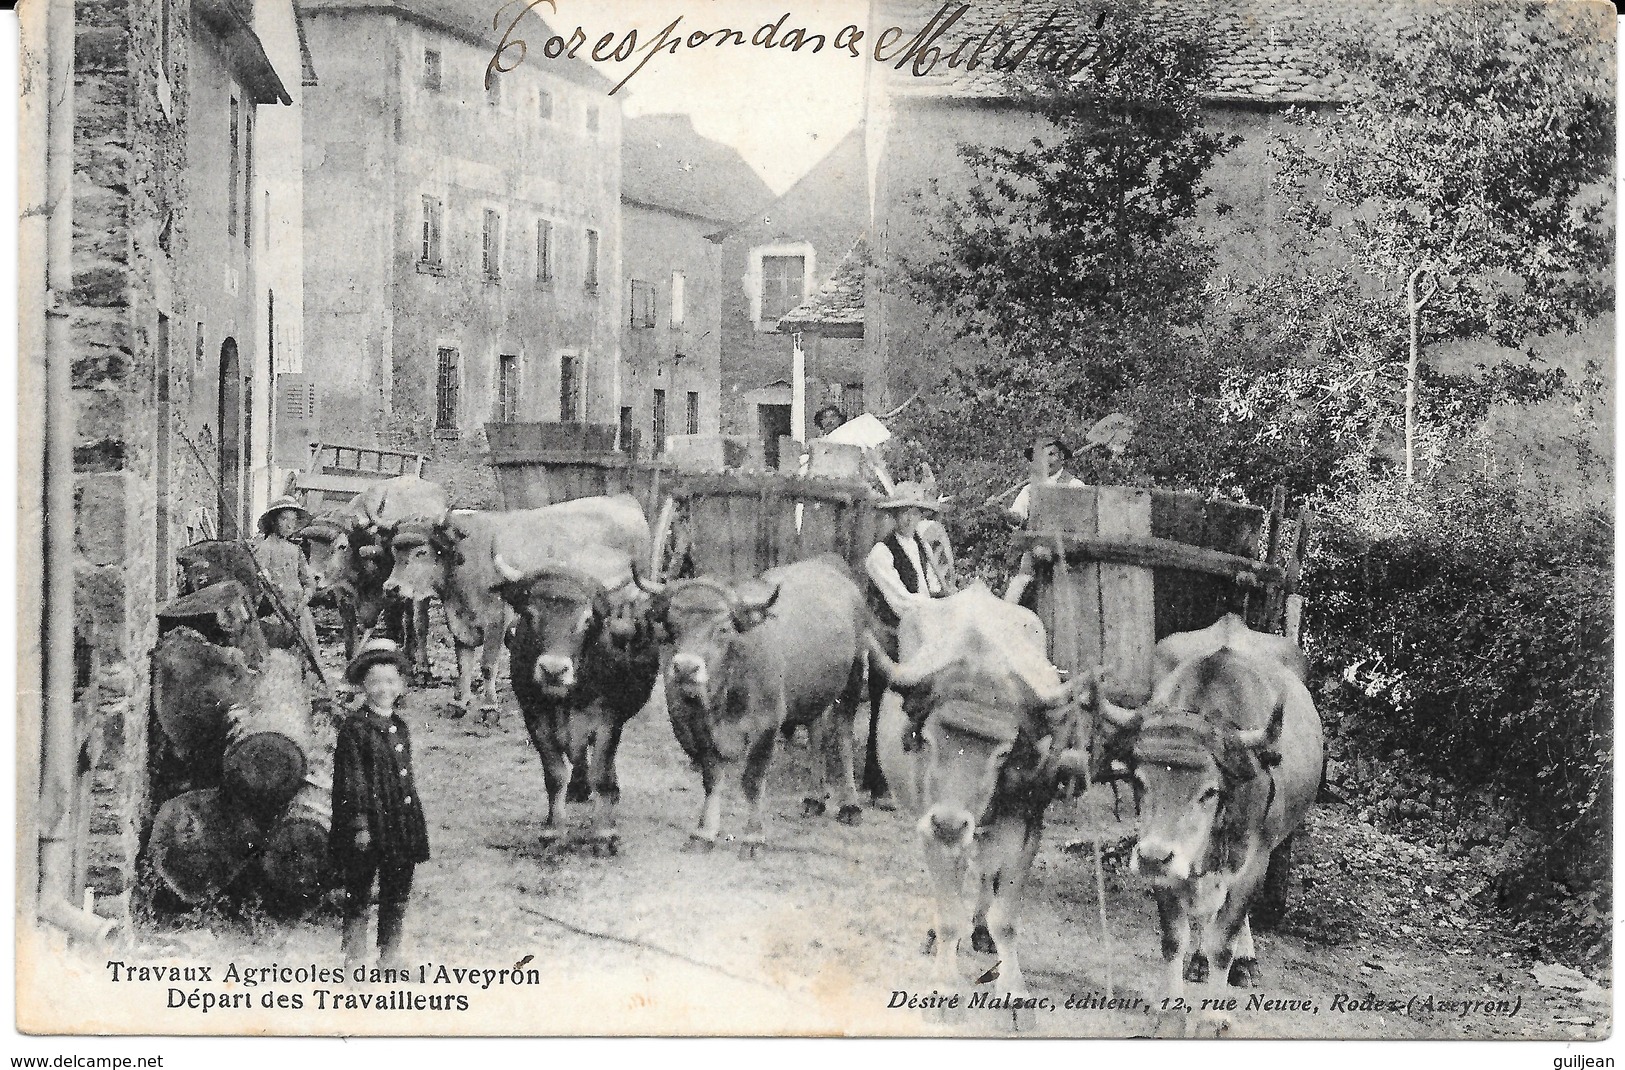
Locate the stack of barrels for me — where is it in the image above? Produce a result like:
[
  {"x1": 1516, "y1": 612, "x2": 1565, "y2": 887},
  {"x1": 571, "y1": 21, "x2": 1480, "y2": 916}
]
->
[{"x1": 146, "y1": 547, "x2": 334, "y2": 909}]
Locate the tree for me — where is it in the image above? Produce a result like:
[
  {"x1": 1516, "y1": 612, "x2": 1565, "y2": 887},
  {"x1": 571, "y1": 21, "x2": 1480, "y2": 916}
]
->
[
  {"x1": 1270, "y1": 0, "x2": 1614, "y2": 482},
  {"x1": 899, "y1": 1, "x2": 1239, "y2": 499}
]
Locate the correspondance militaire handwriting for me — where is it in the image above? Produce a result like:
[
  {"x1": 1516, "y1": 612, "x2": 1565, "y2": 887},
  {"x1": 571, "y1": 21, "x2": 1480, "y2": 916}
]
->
[{"x1": 486, "y1": 0, "x2": 1123, "y2": 96}]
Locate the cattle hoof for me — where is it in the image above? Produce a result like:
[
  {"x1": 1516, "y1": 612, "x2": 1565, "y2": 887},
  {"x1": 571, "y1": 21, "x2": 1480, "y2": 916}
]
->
[
  {"x1": 478, "y1": 705, "x2": 500, "y2": 726},
  {"x1": 682, "y1": 834, "x2": 716, "y2": 853},
  {"x1": 871, "y1": 794, "x2": 898, "y2": 812},
  {"x1": 567, "y1": 784, "x2": 592, "y2": 805},
  {"x1": 1007, "y1": 1004, "x2": 1038, "y2": 1033},
  {"x1": 1194, "y1": 1010, "x2": 1232, "y2": 1038},
  {"x1": 1152, "y1": 1010, "x2": 1186, "y2": 1038},
  {"x1": 922, "y1": 1001, "x2": 962, "y2": 1025},
  {"x1": 920, "y1": 929, "x2": 937, "y2": 956},
  {"x1": 1228, "y1": 957, "x2": 1262, "y2": 988},
  {"x1": 970, "y1": 924, "x2": 996, "y2": 955},
  {"x1": 589, "y1": 836, "x2": 620, "y2": 858},
  {"x1": 445, "y1": 703, "x2": 468, "y2": 720},
  {"x1": 737, "y1": 839, "x2": 765, "y2": 861},
  {"x1": 801, "y1": 798, "x2": 827, "y2": 818},
  {"x1": 537, "y1": 827, "x2": 565, "y2": 844},
  {"x1": 1184, "y1": 952, "x2": 1210, "y2": 984},
  {"x1": 836, "y1": 804, "x2": 863, "y2": 826}
]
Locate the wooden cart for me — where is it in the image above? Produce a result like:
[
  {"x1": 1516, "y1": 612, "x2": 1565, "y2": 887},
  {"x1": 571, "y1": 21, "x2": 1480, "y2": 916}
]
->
[
  {"x1": 288, "y1": 442, "x2": 429, "y2": 512},
  {"x1": 1013, "y1": 482, "x2": 1312, "y2": 925},
  {"x1": 485, "y1": 421, "x2": 878, "y2": 580}
]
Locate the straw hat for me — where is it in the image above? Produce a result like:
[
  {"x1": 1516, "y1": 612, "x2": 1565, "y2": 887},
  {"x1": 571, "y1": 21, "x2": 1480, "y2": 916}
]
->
[
  {"x1": 344, "y1": 637, "x2": 413, "y2": 685},
  {"x1": 257, "y1": 496, "x2": 312, "y2": 536},
  {"x1": 877, "y1": 481, "x2": 945, "y2": 513}
]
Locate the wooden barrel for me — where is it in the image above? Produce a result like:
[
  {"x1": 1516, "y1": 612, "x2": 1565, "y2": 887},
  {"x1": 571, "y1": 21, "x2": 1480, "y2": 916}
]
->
[
  {"x1": 221, "y1": 651, "x2": 311, "y2": 814},
  {"x1": 148, "y1": 788, "x2": 263, "y2": 904},
  {"x1": 261, "y1": 776, "x2": 332, "y2": 900},
  {"x1": 152, "y1": 626, "x2": 254, "y2": 768}
]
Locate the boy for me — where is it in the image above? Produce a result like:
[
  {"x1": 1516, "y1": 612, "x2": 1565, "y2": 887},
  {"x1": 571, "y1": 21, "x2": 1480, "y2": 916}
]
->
[
  {"x1": 252, "y1": 496, "x2": 320, "y2": 658},
  {"x1": 331, "y1": 637, "x2": 429, "y2": 971}
]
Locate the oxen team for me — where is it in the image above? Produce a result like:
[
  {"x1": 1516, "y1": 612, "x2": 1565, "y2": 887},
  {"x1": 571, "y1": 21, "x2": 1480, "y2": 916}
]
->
[{"x1": 289, "y1": 476, "x2": 1323, "y2": 1035}]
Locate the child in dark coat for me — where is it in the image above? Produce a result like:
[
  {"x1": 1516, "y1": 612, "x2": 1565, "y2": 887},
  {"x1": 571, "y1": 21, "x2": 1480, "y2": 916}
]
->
[{"x1": 330, "y1": 638, "x2": 430, "y2": 971}]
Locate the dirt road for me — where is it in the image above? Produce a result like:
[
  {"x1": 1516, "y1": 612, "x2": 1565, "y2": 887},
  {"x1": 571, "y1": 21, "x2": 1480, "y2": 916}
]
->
[{"x1": 146, "y1": 624, "x2": 1608, "y2": 1039}]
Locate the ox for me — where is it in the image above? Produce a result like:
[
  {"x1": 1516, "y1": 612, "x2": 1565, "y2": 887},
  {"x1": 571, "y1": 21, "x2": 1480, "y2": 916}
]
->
[
  {"x1": 1098, "y1": 614, "x2": 1323, "y2": 1036},
  {"x1": 491, "y1": 551, "x2": 661, "y2": 850},
  {"x1": 638, "y1": 555, "x2": 868, "y2": 856},
  {"x1": 869, "y1": 584, "x2": 1079, "y2": 1029},
  {"x1": 296, "y1": 477, "x2": 447, "y2": 676},
  {"x1": 384, "y1": 495, "x2": 650, "y2": 720}
]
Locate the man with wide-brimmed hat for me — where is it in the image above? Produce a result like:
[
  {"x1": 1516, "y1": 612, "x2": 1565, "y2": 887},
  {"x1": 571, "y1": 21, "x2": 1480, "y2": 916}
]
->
[
  {"x1": 331, "y1": 637, "x2": 429, "y2": 970},
  {"x1": 862, "y1": 481, "x2": 951, "y2": 806},
  {"x1": 252, "y1": 495, "x2": 319, "y2": 657},
  {"x1": 1008, "y1": 436, "x2": 1085, "y2": 523}
]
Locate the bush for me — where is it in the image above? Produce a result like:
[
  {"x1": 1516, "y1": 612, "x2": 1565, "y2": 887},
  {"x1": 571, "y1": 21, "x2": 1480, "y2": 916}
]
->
[{"x1": 1307, "y1": 472, "x2": 1612, "y2": 897}]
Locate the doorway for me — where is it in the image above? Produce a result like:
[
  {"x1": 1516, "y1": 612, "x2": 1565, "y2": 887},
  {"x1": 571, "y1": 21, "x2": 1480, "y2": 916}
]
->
[
  {"x1": 217, "y1": 337, "x2": 242, "y2": 538},
  {"x1": 757, "y1": 403, "x2": 792, "y2": 470}
]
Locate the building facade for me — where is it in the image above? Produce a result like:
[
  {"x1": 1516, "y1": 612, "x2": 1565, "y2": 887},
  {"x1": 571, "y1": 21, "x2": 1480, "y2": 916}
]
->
[
  {"x1": 620, "y1": 114, "x2": 770, "y2": 456},
  {"x1": 62, "y1": 0, "x2": 306, "y2": 903},
  {"x1": 716, "y1": 125, "x2": 867, "y2": 459},
  {"x1": 300, "y1": 0, "x2": 620, "y2": 506}
]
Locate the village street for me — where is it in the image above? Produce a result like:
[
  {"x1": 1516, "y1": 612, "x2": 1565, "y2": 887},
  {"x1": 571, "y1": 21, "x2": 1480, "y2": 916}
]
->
[{"x1": 132, "y1": 617, "x2": 1603, "y2": 1041}]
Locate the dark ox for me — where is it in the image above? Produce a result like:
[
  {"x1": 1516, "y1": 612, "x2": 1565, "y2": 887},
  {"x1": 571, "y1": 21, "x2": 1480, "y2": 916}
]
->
[
  {"x1": 869, "y1": 584, "x2": 1079, "y2": 1027},
  {"x1": 639, "y1": 555, "x2": 868, "y2": 856},
  {"x1": 492, "y1": 555, "x2": 661, "y2": 850},
  {"x1": 382, "y1": 495, "x2": 650, "y2": 721},
  {"x1": 1098, "y1": 614, "x2": 1323, "y2": 1037},
  {"x1": 296, "y1": 476, "x2": 447, "y2": 676}
]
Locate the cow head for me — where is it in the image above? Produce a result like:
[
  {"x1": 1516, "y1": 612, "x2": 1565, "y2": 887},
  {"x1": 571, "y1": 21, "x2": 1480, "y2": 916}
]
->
[
  {"x1": 385, "y1": 516, "x2": 465, "y2": 602},
  {"x1": 1100, "y1": 650, "x2": 1285, "y2": 882},
  {"x1": 871, "y1": 633, "x2": 1077, "y2": 853},
  {"x1": 297, "y1": 513, "x2": 367, "y2": 595},
  {"x1": 492, "y1": 553, "x2": 624, "y2": 698},
  {"x1": 643, "y1": 576, "x2": 779, "y2": 710}
]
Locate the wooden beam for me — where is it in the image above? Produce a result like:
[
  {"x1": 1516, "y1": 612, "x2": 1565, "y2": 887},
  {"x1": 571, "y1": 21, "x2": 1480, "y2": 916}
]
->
[{"x1": 1012, "y1": 530, "x2": 1285, "y2": 588}]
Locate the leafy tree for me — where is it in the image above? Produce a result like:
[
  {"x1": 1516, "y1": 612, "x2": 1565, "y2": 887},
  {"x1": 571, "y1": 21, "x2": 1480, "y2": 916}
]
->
[
  {"x1": 1270, "y1": 0, "x2": 1614, "y2": 481},
  {"x1": 899, "y1": 1, "x2": 1238, "y2": 501}
]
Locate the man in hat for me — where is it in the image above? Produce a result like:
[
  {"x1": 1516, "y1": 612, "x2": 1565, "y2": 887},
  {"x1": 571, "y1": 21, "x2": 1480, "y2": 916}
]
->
[
  {"x1": 862, "y1": 482, "x2": 949, "y2": 806},
  {"x1": 1008, "y1": 437, "x2": 1086, "y2": 524},
  {"x1": 331, "y1": 638, "x2": 430, "y2": 971},
  {"x1": 252, "y1": 496, "x2": 319, "y2": 658}
]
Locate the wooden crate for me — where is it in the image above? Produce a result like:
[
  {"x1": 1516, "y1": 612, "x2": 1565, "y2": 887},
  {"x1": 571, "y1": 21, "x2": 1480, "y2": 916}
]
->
[
  {"x1": 663, "y1": 472, "x2": 877, "y2": 581},
  {"x1": 486, "y1": 422, "x2": 649, "y2": 508},
  {"x1": 1014, "y1": 485, "x2": 1290, "y2": 700}
]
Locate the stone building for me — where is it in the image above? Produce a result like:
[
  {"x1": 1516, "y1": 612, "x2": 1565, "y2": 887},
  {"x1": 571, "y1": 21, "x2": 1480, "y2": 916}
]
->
[
  {"x1": 299, "y1": 0, "x2": 620, "y2": 506},
  {"x1": 716, "y1": 125, "x2": 867, "y2": 463},
  {"x1": 619, "y1": 114, "x2": 771, "y2": 456},
  {"x1": 64, "y1": 0, "x2": 308, "y2": 902}
]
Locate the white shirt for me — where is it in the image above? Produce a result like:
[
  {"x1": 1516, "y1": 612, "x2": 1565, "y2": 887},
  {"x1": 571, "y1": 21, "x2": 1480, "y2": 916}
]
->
[
  {"x1": 1010, "y1": 468, "x2": 1086, "y2": 522},
  {"x1": 865, "y1": 527, "x2": 944, "y2": 619}
]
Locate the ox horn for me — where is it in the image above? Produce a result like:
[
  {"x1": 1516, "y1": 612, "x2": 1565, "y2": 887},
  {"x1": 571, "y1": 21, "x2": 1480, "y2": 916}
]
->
[
  {"x1": 1234, "y1": 702, "x2": 1286, "y2": 750},
  {"x1": 630, "y1": 562, "x2": 666, "y2": 595},
  {"x1": 1098, "y1": 692, "x2": 1143, "y2": 731},
  {"x1": 492, "y1": 550, "x2": 525, "y2": 584}
]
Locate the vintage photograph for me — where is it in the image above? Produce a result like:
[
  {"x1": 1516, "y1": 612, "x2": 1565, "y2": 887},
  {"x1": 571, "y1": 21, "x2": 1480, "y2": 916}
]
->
[{"x1": 13, "y1": 0, "x2": 1616, "y2": 1044}]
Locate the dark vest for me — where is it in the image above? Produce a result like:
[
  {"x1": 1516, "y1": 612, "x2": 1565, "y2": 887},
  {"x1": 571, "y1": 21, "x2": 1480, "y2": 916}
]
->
[{"x1": 868, "y1": 532, "x2": 939, "y2": 629}]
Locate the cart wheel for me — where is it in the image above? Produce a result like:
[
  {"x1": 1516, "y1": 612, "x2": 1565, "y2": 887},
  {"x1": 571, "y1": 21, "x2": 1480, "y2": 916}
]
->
[{"x1": 1253, "y1": 834, "x2": 1293, "y2": 931}]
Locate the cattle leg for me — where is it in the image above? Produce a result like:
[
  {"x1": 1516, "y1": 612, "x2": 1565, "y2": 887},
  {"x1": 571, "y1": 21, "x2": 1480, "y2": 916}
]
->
[
  {"x1": 1152, "y1": 885, "x2": 1192, "y2": 1037},
  {"x1": 450, "y1": 641, "x2": 481, "y2": 719},
  {"x1": 737, "y1": 730, "x2": 778, "y2": 860},
  {"x1": 1194, "y1": 871, "x2": 1264, "y2": 1036},
  {"x1": 411, "y1": 599, "x2": 432, "y2": 683},
  {"x1": 686, "y1": 758, "x2": 723, "y2": 851},
  {"x1": 982, "y1": 818, "x2": 1042, "y2": 1031},
  {"x1": 863, "y1": 666, "x2": 891, "y2": 803},
  {"x1": 800, "y1": 710, "x2": 828, "y2": 818},
  {"x1": 586, "y1": 717, "x2": 627, "y2": 855},
  {"x1": 1227, "y1": 915, "x2": 1262, "y2": 988},
  {"x1": 830, "y1": 657, "x2": 866, "y2": 825},
  {"x1": 478, "y1": 626, "x2": 505, "y2": 723},
  {"x1": 921, "y1": 843, "x2": 970, "y2": 1003},
  {"x1": 521, "y1": 711, "x2": 570, "y2": 841}
]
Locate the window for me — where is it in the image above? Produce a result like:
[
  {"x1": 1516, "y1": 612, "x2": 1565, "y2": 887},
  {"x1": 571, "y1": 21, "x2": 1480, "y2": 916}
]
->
[
  {"x1": 435, "y1": 348, "x2": 460, "y2": 431},
  {"x1": 586, "y1": 104, "x2": 600, "y2": 132},
  {"x1": 496, "y1": 354, "x2": 520, "y2": 423},
  {"x1": 420, "y1": 196, "x2": 444, "y2": 265},
  {"x1": 686, "y1": 391, "x2": 699, "y2": 436},
  {"x1": 486, "y1": 71, "x2": 502, "y2": 106},
  {"x1": 760, "y1": 255, "x2": 805, "y2": 321},
  {"x1": 670, "y1": 272, "x2": 686, "y2": 329},
  {"x1": 538, "y1": 88, "x2": 554, "y2": 120},
  {"x1": 160, "y1": 0, "x2": 171, "y2": 78},
  {"x1": 618, "y1": 406, "x2": 633, "y2": 453},
  {"x1": 483, "y1": 209, "x2": 502, "y2": 279},
  {"x1": 195, "y1": 320, "x2": 204, "y2": 364},
  {"x1": 242, "y1": 105, "x2": 254, "y2": 248},
  {"x1": 536, "y1": 220, "x2": 554, "y2": 284},
  {"x1": 629, "y1": 280, "x2": 655, "y2": 328},
  {"x1": 228, "y1": 95, "x2": 240, "y2": 237},
  {"x1": 584, "y1": 228, "x2": 600, "y2": 290},
  {"x1": 651, "y1": 389, "x2": 667, "y2": 455},
  {"x1": 559, "y1": 355, "x2": 581, "y2": 422},
  {"x1": 423, "y1": 49, "x2": 442, "y2": 90}
]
